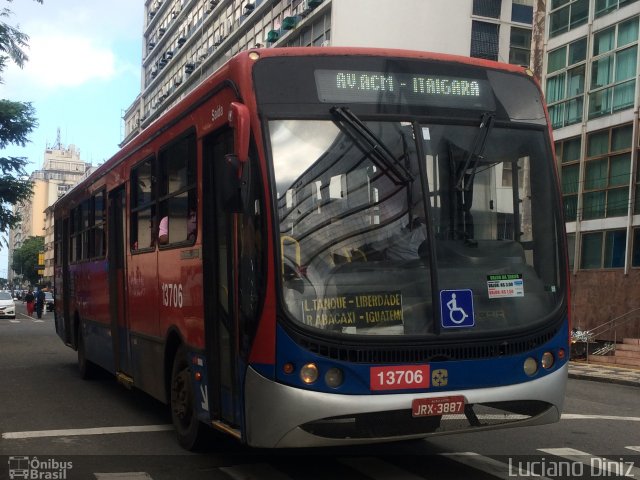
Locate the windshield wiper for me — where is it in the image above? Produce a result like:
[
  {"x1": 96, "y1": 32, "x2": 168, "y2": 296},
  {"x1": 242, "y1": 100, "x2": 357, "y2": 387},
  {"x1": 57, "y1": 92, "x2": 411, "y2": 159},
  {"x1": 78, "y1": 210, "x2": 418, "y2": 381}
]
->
[
  {"x1": 331, "y1": 106, "x2": 413, "y2": 185},
  {"x1": 456, "y1": 112, "x2": 495, "y2": 191}
]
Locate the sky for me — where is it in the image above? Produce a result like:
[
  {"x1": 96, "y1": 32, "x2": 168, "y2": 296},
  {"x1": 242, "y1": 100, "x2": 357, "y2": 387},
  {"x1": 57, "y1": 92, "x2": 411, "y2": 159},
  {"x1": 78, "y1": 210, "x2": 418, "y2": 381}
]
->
[{"x1": 0, "y1": 0, "x2": 144, "y2": 278}]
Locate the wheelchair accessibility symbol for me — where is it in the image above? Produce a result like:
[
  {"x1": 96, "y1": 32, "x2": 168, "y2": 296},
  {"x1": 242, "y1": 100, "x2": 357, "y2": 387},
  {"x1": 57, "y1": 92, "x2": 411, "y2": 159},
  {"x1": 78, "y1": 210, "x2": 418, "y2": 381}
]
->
[{"x1": 440, "y1": 289, "x2": 475, "y2": 328}]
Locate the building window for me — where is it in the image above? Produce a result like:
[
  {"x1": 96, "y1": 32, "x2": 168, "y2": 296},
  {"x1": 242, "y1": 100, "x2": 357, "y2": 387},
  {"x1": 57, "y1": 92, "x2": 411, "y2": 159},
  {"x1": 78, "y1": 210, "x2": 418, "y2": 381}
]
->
[
  {"x1": 473, "y1": 0, "x2": 502, "y2": 18},
  {"x1": 632, "y1": 227, "x2": 640, "y2": 266},
  {"x1": 510, "y1": 27, "x2": 532, "y2": 65},
  {"x1": 471, "y1": 20, "x2": 499, "y2": 61},
  {"x1": 595, "y1": 0, "x2": 640, "y2": 19},
  {"x1": 588, "y1": 17, "x2": 639, "y2": 119},
  {"x1": 567, "y1": 232, "x2": 576, "y2": 270},
  {"x1": 581, "y1": 229, "x2": 626, "y2": 269},
  {"x1": 512, "y1": 0, "x2": 533, "y2": 24},
  {"x1": 557, "y1": 136, "x2": 581, "y2": 221},
  {"x1": 636, "y1": 158, "x2": 640, "y2": 214},
  {"x1": 582, "y1": 125, "x2": 633, "y2": 219},
  {"x1": 550, "y1": 0, "x2": 589, "y2": 38},
  {"x1": 546, "y1": 37, "x2": 587, "y2": 128}
]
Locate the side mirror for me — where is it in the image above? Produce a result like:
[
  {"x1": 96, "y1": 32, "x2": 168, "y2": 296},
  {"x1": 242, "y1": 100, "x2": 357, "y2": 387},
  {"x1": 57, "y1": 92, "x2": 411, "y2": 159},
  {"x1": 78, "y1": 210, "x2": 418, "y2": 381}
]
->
[
  {"x1": 220, "y1": 102, "x2": 251, "y2": 212},
  {"x1": 228, "y1": 101, "x2": 250, "y2": 166}
]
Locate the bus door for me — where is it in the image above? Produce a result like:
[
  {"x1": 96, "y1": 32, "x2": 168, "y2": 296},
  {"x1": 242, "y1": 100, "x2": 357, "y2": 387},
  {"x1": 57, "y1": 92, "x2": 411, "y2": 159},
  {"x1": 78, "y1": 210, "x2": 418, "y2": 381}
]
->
[
  {"x1": 202, "y1": 127, "x2": 241, "y2": 428},
  {"x1": 108, "y1": 186, "x2": 131, "y2": 375}
]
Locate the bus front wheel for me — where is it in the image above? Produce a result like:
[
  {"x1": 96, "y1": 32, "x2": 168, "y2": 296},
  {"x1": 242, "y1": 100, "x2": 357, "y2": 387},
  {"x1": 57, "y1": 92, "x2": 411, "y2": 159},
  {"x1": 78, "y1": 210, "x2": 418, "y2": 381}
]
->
[{"x1": 170, "y1": 345, "x2": 204, "y2": 450}]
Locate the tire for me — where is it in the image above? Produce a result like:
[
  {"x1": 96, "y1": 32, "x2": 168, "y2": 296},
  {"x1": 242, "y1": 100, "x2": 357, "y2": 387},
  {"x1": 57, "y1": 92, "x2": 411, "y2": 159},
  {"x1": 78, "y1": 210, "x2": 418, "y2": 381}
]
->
[
  {"x1": 170, "y1": 345, "x2": 204, "y2": 450},
  {"x1": 77, "y1": 327, "x2": 97, "y2": 380}
]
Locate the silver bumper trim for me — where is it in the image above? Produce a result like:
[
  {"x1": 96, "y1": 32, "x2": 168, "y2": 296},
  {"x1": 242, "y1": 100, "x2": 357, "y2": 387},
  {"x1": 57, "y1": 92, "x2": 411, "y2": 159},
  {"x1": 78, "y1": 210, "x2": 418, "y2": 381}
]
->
[{"x1": 244, "y1": 363, "x2": 567, "y2": 448}]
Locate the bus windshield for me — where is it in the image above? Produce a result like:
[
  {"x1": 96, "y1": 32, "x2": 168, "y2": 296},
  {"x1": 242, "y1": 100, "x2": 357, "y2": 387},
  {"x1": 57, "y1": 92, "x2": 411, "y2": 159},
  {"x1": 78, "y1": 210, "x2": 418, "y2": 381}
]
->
[{"x1": 270, "y1": 116, "x2": 563, "y2": 337}]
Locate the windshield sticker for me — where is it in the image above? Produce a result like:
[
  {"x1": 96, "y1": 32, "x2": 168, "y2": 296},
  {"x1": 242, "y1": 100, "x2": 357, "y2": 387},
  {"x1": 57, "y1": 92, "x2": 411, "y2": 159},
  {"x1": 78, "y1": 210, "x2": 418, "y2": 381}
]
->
[
  {"x1": 440, "y1": 289, "x2": 475, "y2": 328},
  {"x1": 302, "y1": 292, "x2": 403, "y2": 329},
  {"x1": 487, "y1": 274, "x2": 524, "y2": 299}
]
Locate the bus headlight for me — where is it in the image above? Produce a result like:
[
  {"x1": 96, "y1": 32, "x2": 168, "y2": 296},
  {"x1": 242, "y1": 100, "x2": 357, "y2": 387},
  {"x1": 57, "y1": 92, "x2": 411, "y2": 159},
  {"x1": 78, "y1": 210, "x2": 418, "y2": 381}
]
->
[
  {"x1": 523, "y1": 357, "x2": 538, "y2": 376},
  {"x1": 324, "y1": 368, "x2": 344, "y2": 388},
  {"x1": 541, "y1": 352, "x2": 554, "y2": 369},
  {"x1": 300, "y1": 363, "x2": 319, "y2": 384}
]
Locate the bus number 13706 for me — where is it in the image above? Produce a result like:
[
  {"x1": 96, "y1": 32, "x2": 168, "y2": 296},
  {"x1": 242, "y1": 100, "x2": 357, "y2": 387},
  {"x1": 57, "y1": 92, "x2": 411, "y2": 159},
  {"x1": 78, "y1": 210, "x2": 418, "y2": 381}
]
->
[{"x1": 162, "y1": 283, "x2": 183, "y2": 308}]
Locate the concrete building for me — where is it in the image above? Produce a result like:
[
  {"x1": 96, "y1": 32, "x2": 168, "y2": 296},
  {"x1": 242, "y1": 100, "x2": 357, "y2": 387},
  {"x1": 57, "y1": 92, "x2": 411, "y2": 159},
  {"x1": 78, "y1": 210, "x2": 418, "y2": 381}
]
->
[
  {"x1": 8, "y1": 141, "x2": 93, "y2": 287},
  {"x1": 122, "y1": 0, "x2": 536, "y2": 143},
  {"x1": 543, "y1": 0, "x2": 640, "y2": 337}
]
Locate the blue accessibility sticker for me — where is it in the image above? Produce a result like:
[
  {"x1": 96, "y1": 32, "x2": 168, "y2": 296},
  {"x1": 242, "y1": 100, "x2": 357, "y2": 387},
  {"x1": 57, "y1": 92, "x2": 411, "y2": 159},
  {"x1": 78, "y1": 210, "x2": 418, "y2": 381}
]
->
[{"x1": 440, "y1": 289, "x2": 475, "y2": 328}]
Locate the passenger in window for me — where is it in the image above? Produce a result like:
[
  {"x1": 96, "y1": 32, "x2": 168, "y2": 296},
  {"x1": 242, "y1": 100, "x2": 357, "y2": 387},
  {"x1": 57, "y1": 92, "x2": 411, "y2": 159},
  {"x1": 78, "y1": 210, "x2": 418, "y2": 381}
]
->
[
  {"x1": 158, "y1": 215, "x2": 169, "y2": 245},
  {"x1": 385, "y1": 217, "x2": 429, "y2": 260},
  {"x1": 369, "y1": 201, "x2": 429, "y2": 261},
  {"x1": 187, "y1": 208, "x2": 197, "y2": 242}
]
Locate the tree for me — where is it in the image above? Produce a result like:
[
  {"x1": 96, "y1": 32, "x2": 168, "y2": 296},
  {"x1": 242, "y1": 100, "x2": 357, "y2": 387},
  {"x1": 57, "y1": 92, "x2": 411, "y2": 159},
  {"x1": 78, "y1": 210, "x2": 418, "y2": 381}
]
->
[
  {"x1": 0, "y1": 0, "x2": 43, "y2": 238},
  {"x1": 11, "y1": 235, "x2": 43, "y2": 286}
]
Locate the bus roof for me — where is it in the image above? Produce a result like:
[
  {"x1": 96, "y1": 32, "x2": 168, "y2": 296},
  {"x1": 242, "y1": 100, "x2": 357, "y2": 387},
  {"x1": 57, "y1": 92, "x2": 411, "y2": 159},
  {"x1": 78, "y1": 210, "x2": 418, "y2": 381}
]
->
[{"x1": 57, "y1": 46, "x2": 532, "y2": 209}]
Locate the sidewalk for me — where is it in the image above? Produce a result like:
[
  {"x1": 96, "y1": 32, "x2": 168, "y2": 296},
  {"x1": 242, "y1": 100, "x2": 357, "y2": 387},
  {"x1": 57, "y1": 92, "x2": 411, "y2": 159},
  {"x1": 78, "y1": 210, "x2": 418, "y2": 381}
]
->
[{"x1": 568, "y1": 360, "x2": 640, "y2": 388}]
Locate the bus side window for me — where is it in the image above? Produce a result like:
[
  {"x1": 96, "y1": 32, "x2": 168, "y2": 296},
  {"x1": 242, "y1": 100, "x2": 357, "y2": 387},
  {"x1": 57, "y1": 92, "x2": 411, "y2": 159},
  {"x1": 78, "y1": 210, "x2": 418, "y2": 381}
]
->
[
  {"x1": 157, "y1": 130, "x2": 197, "y2": 246},
  {"x1": 130, "y1": 157, "x2": 156, "y2": 252}
]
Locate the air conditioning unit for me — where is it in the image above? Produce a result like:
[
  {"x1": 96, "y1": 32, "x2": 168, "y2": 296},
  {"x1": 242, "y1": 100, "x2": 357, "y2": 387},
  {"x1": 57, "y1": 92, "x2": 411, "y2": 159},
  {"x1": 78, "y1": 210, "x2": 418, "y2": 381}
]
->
[
  {"x1": 177, "y1": 36, "x2": 187, "y2": 46},
  {"x1": 148, "y1": 41, "x2": 156, "y2": 50},
  {"x1": 301, "y1": 0, "x2": 322, "y2": 15},
  {"x1": 185, "y1": 63, "x2": 195, "y2": 74},
  {"x1": 158, "y1": 28, "x2": 166, "y2": 37},
  {"x1": 266, "y1": 29, "x2": 280, "y2": 43},
  {"x1": 281, "y1": 15, "x2": 299, "y2": 30}
]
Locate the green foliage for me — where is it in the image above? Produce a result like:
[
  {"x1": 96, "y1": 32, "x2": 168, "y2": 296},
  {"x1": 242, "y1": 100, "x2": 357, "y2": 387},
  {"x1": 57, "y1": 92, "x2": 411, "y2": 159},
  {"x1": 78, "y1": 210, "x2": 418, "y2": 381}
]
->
[
  {"x1": 0, "y1": 99, "x2": 36, "y2": 148},
  {"x1": 11, "y1": 235, "x2": 43, "y2": 285},
  {"x1": 0, "y1": 1, "x2": 43, "y2": 239}
]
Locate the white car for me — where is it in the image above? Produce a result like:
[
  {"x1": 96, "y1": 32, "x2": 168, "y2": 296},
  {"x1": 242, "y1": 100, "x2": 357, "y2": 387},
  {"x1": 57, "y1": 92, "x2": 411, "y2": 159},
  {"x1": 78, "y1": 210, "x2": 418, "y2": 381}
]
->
[{"x1": 0, "y1": 291, "x2": 16, "y2": 319}]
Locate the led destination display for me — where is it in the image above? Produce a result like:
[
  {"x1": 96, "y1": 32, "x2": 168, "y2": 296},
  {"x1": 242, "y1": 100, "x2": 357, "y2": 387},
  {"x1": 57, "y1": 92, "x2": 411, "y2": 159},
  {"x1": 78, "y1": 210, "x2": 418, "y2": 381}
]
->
[{"x1": 315, "y1": 69, "x2": 495, "y2": 109}]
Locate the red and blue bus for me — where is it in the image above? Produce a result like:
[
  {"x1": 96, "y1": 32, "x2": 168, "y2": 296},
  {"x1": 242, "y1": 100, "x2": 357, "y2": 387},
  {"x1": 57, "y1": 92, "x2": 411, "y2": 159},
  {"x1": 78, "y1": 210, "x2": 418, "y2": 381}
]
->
[{"x1": 54, "y1": 47, "x2": 569, "y2": 449}]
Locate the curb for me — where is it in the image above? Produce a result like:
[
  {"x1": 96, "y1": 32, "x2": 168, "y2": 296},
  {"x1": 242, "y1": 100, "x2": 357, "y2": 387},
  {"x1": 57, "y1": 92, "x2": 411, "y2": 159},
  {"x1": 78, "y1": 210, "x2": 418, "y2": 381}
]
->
[{"x1": 568, "y1": 361, "x2": 640, "y2": 388}]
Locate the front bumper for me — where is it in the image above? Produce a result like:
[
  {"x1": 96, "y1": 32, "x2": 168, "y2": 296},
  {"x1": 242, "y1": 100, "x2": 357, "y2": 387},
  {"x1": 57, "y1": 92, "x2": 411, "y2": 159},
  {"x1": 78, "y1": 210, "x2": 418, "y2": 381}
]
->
[{"x1": 244, "y1": 363, "x2": 567, "y2": 448}]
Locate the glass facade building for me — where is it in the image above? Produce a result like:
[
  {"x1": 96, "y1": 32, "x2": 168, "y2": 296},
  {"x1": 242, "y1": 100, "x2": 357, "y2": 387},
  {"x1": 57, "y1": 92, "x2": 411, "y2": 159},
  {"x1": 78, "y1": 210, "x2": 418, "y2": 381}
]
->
[{"x1": 545, "y1": 0, "x2": 640, "y2": 332}]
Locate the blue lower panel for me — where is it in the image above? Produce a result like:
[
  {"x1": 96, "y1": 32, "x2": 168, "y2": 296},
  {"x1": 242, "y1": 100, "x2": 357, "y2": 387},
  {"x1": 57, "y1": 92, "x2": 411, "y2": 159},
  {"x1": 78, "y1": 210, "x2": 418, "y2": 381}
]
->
[
  {"x1": 273, "y1": 321, "x2": 569, "y2": 395},
  {"x1": 130, "y1": 334, "x2": 166, "y2": 402},
  {"x1": 83, "y1": 321, "x2": 115, "y2": 374}
]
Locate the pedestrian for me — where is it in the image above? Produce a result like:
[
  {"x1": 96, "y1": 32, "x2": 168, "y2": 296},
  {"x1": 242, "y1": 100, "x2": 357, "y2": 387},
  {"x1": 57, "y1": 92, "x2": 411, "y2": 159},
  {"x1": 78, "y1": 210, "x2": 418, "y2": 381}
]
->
[
  {"x1": 36, "y1": 288, "x2": 45, "y2": 319},
  {"x1": 24, "y1": 289, "x2": 35, "y2": 316}
]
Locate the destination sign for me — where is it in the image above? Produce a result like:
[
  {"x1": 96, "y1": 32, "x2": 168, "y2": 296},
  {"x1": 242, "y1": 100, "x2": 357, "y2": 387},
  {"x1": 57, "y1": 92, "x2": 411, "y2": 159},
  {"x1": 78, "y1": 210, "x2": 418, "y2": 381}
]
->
[
  {"x1": 315, "y1": 69, "x2": 495, "y2": 110},
  {"x1": 302, "y1": 291, "x2": 404, "y2": 329}
]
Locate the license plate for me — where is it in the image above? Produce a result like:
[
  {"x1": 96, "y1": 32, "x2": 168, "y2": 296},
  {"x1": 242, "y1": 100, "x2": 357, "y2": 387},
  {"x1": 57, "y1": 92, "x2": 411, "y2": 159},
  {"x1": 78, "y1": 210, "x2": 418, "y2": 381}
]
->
[
  {"x1": 412, "y1": 395, "x2": 466, "y2": 417},
  {"x1": 370, "y1": 365, "x2": 430, "y2": 391}
]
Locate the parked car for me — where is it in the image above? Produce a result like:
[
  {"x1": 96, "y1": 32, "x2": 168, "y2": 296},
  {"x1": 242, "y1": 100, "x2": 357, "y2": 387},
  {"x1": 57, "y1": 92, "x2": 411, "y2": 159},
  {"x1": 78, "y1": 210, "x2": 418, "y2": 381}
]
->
[
  {"x1": 0, "y1": 291, "x2": 16, "y2": 319},
  {"x1": 44, "y1": 291, "x2": 54, "y2": 312}
]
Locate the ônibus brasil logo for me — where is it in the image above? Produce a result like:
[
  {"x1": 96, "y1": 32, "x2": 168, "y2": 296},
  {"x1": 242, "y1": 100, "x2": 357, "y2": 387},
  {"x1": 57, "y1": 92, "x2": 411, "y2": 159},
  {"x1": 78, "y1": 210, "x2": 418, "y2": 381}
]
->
[{"x1": 8, "y1": 456, "x2": 73, "y2": 480}]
